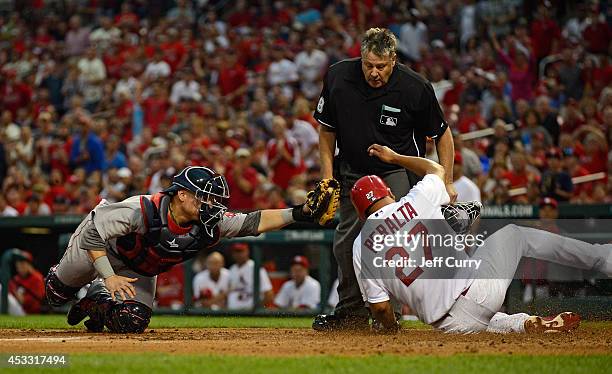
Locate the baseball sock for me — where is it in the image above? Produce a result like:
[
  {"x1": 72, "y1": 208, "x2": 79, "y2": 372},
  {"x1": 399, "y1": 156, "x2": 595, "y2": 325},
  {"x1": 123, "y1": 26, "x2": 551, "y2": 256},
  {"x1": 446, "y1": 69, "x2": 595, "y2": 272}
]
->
[{"x1": 486, "y1": 312, "x2": 530, "y2": 333}]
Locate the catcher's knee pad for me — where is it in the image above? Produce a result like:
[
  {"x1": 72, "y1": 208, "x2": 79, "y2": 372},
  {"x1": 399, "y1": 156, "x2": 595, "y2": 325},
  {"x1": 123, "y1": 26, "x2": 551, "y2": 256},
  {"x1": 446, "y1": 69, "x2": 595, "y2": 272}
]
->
[
  {"x1": 105, "y1": 300, "x2": 152, "y2": 333},
  {"x1": 44, "y1": 265, "x2": 80, "y2": 307}
]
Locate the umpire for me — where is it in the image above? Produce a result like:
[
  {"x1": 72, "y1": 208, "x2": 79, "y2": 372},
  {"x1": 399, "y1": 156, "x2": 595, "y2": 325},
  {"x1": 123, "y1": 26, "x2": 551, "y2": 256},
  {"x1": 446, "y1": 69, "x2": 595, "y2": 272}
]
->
[{"x1": 313, "y1": 28, "x2": 457, "y2": 330}]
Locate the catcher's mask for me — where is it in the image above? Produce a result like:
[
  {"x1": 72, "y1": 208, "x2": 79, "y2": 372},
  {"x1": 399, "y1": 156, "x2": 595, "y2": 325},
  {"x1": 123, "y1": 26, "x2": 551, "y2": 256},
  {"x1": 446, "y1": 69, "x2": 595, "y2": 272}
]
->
[
  {"x1": 351, "y1": 175, "x2": 392, "y2": 220},
  {"x1": 163, "y1": 166, "x2": 230, "y2": 235}
]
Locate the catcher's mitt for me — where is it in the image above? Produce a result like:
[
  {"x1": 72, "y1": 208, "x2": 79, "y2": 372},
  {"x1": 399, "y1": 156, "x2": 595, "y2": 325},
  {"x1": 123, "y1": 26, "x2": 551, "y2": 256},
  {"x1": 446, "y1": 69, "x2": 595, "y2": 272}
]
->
[{"x1": 306, "y1": 178, "x2": 340, "y2": 226}]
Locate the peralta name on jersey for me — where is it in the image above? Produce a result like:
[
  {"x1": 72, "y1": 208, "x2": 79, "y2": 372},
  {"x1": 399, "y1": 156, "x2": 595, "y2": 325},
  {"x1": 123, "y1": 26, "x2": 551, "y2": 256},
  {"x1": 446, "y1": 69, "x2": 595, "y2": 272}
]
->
[{"x1": 363, "y1": 201, "x2": 418, "y2": 252}]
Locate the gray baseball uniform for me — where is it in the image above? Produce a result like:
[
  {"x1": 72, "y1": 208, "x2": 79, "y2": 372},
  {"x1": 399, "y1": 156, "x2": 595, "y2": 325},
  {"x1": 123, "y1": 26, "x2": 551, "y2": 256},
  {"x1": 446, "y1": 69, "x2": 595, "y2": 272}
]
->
[{"x1": 54, "y1": 195, "x2": 254, "y2": 308}]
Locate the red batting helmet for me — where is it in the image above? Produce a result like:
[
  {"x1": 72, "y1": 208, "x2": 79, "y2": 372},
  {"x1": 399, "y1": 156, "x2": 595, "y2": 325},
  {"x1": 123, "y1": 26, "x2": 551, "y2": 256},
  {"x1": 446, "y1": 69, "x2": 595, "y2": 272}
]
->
[{"x1": 351, "y1": 175, "x2": 392, "y2": 220}]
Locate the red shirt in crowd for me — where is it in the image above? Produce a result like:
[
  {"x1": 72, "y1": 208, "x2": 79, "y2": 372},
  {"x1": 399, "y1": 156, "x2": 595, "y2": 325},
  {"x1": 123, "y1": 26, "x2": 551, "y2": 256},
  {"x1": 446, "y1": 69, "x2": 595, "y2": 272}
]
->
[
  {"x1": 583, "y1": 18, "x2": 611, "y2": 54},
  {"x1": 142, "y1": 96, "x2": 170, "y2": 134},
  {"x1": 457, "y1": 112, "x2": 485, "y2": 133},
  {"x1": 0, "y1": 81, "x2": 32, "y2": 117},
  {"x1": 155, "y1": 264, "x2": 184, "y2": 308},
  {"x1": 9, "y1": 270, "x2": 45, "y2": 314},
  {"x1": 226, "y1": 166, "x2": 258, "y2": 211},
  {"x1": 530, "y1": 17, "x2": 561, "y2": 59},
  {"x1": 219, "y1": 63, "x2": 247, "y2": 107},
  {"x1": 266, "y1": 137, "x2": 303, "y2": 189},
  {"x1": 161, "y1": 41, "x2": 187, "y2": 72},
  {"x1": 502, "y1": 170, "x2": 529, "y2": 189}
]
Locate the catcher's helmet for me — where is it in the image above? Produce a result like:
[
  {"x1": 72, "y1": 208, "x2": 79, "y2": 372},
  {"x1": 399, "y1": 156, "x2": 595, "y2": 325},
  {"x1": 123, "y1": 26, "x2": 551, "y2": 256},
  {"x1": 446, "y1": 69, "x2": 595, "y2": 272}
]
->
[
  {"x1": 350, "y1": 175, "x2": 392, "y2": 220},
  {"x1": 163, "y1": 166, "x2": 230, "y2": 235}
]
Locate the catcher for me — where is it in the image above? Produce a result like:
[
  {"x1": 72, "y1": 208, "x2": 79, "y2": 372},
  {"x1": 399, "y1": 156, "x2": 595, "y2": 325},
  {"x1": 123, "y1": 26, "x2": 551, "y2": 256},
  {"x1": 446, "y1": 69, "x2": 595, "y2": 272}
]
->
[{"x1": 45, "y1": 166, "x2": 335, "y2": 333}]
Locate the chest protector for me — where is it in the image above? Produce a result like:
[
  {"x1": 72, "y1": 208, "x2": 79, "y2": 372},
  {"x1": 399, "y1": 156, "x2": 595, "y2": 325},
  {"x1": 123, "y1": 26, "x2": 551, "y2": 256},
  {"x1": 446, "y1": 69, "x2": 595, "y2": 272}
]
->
[{"x1": 114, "y1": 194, "x2": 219, "y2": 276}]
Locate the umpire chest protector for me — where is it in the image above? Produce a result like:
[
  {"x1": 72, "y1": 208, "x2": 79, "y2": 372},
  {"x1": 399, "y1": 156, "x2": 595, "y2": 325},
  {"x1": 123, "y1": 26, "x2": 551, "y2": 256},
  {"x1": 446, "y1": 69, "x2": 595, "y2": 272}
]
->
[{"x1": 114, "y1": 194, "x2": 219, "y2": 276}]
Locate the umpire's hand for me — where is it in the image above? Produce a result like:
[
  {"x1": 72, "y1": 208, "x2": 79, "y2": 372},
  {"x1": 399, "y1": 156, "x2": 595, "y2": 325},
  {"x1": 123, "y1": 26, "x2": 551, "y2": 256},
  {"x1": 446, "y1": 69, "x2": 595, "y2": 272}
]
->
[{"x1": 104, "y1": 275, "x2": 138, "y2": 301}]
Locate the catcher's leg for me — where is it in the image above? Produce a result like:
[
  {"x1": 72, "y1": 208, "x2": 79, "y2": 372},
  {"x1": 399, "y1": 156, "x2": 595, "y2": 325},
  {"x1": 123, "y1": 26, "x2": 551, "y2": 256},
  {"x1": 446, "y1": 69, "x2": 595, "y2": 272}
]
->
[
  {"x1": 68, "y1": 280, "x2": 152, "y2": 333},
  {"x1": 45, "y1": 265, "x2": 82, "y2": 307},
  {"x1": 45, "y1": 217, "x2": 99, "y2": 306},
  {"x1": 68, "y1": 260, "x2": 156, "y2": 333}
]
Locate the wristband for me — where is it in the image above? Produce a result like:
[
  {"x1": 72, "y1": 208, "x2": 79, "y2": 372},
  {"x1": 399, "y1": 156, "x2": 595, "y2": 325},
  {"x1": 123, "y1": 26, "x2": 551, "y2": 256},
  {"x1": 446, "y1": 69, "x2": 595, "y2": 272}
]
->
[
  {"x1": 93, "y1": 255, "x2": 116, "y2": 279},
  {"x1": 291, "y1": 204, "x2": 312, "y2": 223},
  {"x1": 281, "y1": 208, "x2": 296, "y2": 224}
]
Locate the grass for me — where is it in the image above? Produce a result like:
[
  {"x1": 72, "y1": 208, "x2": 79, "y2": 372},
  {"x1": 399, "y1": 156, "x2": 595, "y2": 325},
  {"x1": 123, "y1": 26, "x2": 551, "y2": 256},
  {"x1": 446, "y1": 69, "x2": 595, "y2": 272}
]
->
[
  {"x1": 0, "y1": 314, "x2": 431, "y2": 330},
  {"x1": 0, "y1": 315, "x2": 315, "y2": 329},
  {"x1": 1, "y1": 354, "x2": 610, "y2": 374}
]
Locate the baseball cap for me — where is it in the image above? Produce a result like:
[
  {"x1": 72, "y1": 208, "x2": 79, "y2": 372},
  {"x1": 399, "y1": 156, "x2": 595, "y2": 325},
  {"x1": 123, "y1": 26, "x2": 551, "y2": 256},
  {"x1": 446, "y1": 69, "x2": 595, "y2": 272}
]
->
[
  {"x1": 230, "y1": 243, "x2": 249, "y2": 252},
  {"x1": 540, "y1": 197, "x2": 558, "y2": 209},
  {"x1": 290, "y1": 255, "x2": 310, "y2": 269},
  {"x1": 431, "y1": 39, "x2": 445, "y2": 49},
  {"x1": 117, "y1": 167, "x2": 132, "y2": 178},
  {"x1": 13, "y1": 249, "x2": 33, "y2": 263},
  {"x1": 235, "y1": 148, "x2": 251, "y2": 158}
]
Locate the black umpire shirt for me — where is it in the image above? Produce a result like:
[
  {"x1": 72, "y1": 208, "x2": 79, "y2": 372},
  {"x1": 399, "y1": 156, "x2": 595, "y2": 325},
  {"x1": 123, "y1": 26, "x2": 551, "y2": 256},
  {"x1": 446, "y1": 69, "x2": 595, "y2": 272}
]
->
[{"x1": 314, "y1": 57, "x2": 448, "y2": 175}]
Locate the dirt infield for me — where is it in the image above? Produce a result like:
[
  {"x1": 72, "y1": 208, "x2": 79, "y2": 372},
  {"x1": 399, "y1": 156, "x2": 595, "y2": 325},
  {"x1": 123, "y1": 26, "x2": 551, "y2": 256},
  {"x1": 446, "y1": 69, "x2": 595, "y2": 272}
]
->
[{"x1": 0, "y1": 326, "x2": 610, "y2": 356}]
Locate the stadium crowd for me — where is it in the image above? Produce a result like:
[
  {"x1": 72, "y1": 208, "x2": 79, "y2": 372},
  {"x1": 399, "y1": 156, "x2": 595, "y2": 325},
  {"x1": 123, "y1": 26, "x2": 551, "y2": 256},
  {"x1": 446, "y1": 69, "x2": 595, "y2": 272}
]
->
[
  {"x1": 0, "y1": 0, "x2": 610, "y2": 218},
  {"x1": 0, "y1": 0, "x2": 609, "y2": 314}
]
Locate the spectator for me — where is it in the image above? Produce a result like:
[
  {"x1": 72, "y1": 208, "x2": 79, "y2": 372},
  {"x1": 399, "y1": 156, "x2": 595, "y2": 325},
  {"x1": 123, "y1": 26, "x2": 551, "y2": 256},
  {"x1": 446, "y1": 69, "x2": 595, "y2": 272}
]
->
[
  {"x1": 226, "y1": 148, "x2": 258, "y2": 211},
  {"x1": 453, "y1": 133, "x2": 482, "y2": 179},
  {"x1": 193, "y1": 252, "x2": 230, "y2": 309},
  {"x1": 540, "y1": 148, "x2": 573, "y2": 202},
  {"x1": 266, "y1": 115, "x2": 302, "y2": 190},
  {"x1": 0, "y1": 193, "x2": 18, "y2": 216},
  {"x1": 398, "y1": 9, "x2": 428, "y2": 63},
  {"x1": 155, "y1": 265, "x2": 184, "y2": 310},
  {"x1": 144, "y1": 49, "x2": 172, "y2": 81},
  {"x1": 24, "y1": 193, "x2": 51, "y2": 215},
  {"x1": 65, "y1": 15, "x2": 90, "y2": 57},
  {"x1": 285, "y1": 110, "x2": 319, "y2": 169},
  {"x1": 77, "y1": 46, "x2": 106, "y2": 112},
  {"x1": 491, "y1": 33, "x2": 534, "y2": 103},
  {"x1": 8, "y1": 250, "x2": 44, "y2": 314},
  {"x1": 502, "y1": 152, "x2": 540, "y2": 197},
  {"x1": 530, "y1": 2, "x2": 562, "y2": 61},
  {"x1": 170, "y1": 69, "x2": 201, "y2": 104},
  {"x1": 104, "y1": 135, "x2": 127, "y2": 170},
  {"x1": 295, "y1": 39, "x2": 327, "y2": 99},
  {"x1": 69, "y1": 113, "x2": 104, "y2": 174},
  {"x1": 89, "y1": 16, "x2": 120, "y2": 50},
  {"x1": 227, "y1": 243, "x2": 274, "y2": 310},
  {"x1": 167, "y1": 0, "x2": 195, "y2": 25},
  {"x1": 535, "y1": 95, "x2": 561, "y2": 144},
  {"x1": 219, "y1": 48, "x2": 247, "y2": 107},
  {"x1": 267, "y1": 45, "x2": 298, "y2": 98},
  {"x1": 452, "y1": 152, "x2": 481, "y2": 202},
  {"x1": 274, "y1": 255, "x2": 321, "y2": 310}
]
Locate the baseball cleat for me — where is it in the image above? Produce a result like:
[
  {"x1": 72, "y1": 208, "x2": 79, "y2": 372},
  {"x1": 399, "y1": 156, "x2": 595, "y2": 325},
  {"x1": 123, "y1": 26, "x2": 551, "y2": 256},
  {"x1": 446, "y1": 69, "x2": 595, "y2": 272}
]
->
[
  {"x1": 67, "y1": 297, "x2": 95, "y2": 326},
  {"x1": 524, "y1": 312, "x2": 580, "y2": 333},
  {"x1": 312, "y1": 314, "x2": 370, "y2": 332}
]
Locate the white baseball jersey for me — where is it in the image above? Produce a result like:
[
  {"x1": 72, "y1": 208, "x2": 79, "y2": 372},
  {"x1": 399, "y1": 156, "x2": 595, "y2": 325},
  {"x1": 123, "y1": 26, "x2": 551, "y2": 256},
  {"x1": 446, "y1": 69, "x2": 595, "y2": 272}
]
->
[
  {"x1": 274, "y1": 275, "x2": 321, "y2": 309},
  {"x1": 353, "y1": 174, "x2": 474, "y2": 324},
  {"x1": 192, "y1": 268, "x2": 230, "y2": 300},
  {"x1": 227, "y1": 260, "x2": 273, "y2": 309}
]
